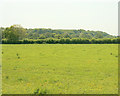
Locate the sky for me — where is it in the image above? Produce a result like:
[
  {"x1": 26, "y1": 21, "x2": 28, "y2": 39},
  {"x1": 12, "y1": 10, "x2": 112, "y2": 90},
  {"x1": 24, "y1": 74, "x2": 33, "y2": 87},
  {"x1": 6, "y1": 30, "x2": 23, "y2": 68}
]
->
[{"x1": 0, "y1": 0, "x2": 119, "y2": 36}]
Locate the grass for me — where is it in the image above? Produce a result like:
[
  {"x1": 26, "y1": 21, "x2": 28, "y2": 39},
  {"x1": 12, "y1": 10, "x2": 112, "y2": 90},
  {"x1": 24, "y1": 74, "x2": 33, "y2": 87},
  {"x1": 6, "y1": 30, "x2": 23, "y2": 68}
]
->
[{"x1": 2, "y1": 44, "x2": 118, "y2": 94}]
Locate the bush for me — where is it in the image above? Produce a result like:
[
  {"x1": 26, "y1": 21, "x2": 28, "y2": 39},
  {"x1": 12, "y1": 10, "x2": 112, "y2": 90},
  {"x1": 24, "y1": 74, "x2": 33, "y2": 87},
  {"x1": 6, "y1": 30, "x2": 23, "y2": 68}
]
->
[{"x1": 2, "y1": 38, "x2": 119, "y2": 44}]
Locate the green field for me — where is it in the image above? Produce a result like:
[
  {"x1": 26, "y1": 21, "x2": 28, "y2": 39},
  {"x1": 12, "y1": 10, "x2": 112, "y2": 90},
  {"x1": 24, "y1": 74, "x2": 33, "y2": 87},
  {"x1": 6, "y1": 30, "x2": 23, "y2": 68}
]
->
[{"x1": 2, "y1": 44, "x2": 118, "y2": 94}]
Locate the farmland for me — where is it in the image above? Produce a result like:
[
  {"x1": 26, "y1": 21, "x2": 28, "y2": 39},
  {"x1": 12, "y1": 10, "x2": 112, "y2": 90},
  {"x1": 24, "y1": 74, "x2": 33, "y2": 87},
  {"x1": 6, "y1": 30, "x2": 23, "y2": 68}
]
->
[{"x1": 2, "y1": 44, "x2": 118, "y2": 94}]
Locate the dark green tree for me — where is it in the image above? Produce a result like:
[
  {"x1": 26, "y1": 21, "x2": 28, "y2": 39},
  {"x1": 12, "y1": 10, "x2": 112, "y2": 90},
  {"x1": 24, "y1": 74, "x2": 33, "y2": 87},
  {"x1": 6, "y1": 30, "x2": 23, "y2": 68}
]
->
[{"x1": 3, "y1": 24, "x2": 26, "y2": 41}]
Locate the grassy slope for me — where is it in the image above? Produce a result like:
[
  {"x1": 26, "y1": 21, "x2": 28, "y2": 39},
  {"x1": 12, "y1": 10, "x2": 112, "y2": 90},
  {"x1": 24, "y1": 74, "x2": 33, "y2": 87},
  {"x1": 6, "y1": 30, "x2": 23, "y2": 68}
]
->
[{"x1": 2, "y1": 44, "x2": 118, "y2": 94}]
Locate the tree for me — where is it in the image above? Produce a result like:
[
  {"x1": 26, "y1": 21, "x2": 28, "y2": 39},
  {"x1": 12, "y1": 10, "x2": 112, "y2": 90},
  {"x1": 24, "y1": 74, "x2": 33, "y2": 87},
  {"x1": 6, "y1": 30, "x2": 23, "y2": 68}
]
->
[
  {"x1": 63, "y1": 33, "x2": 71, "y2": 38},
  {"x1": 80, "y1": 33, "x2": 92, "y2": 39},
  {"x1": 95, "y1": 32, "x2": 104, "y2": 38},
  {"x1": 3, "y1": 24, "x2": 26, "y2": 41}
]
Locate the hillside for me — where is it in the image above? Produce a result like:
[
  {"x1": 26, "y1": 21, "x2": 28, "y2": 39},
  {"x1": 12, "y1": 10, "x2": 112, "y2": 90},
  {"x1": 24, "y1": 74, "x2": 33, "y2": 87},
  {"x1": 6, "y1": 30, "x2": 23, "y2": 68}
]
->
[
  {"x1": 1, "y1": 27, "x2": 115, "y2": 40},
  {"x1": 25, "y1": 28, "x2": 115, "y2": 39}
]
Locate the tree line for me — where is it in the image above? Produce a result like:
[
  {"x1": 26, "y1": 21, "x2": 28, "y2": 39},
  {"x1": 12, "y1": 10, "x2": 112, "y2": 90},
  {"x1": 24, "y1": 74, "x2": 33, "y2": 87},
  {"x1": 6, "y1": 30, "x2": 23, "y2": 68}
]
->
[
  {"x1": 1, "y1": 24, "x2": 119, "y2": 44},
  {"x1": 2, "y1": 38, "x2": 119, "y2": 44}
]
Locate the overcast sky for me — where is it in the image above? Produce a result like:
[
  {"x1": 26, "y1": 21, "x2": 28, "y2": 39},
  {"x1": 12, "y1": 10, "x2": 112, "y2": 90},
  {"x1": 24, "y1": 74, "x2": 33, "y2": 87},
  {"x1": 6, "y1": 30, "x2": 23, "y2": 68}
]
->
[{"x1": 0, "y1": 0, "x2": 119, "y2": 35}]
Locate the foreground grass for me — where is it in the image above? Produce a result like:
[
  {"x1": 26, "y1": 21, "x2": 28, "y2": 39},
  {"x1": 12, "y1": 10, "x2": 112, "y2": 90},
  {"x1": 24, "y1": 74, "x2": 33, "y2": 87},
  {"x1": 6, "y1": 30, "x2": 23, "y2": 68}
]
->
[{"x1": 2, "y1": 44, "x2": 118, "y2": 94}]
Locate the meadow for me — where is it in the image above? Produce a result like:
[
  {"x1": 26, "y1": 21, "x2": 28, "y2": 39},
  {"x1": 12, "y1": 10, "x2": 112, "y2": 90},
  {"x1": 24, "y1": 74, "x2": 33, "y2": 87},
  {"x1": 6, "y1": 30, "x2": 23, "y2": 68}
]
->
[{"x1": 2, "y1": 44, "x2": 118, "y2": 94}]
